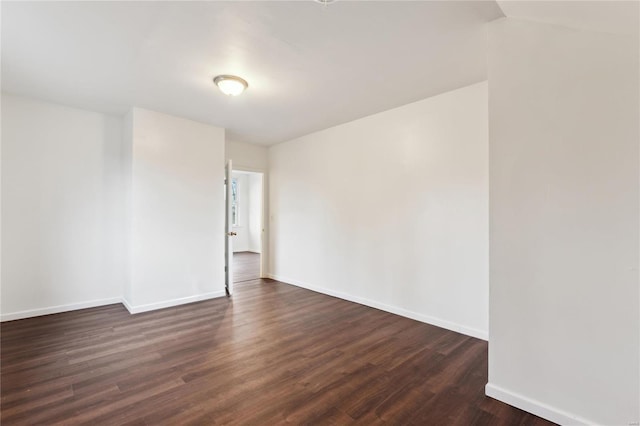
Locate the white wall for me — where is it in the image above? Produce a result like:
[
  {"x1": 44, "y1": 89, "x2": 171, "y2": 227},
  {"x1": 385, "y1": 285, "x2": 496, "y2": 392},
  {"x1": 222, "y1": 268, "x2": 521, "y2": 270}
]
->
[
  {"x1": 486, "y1": 18, "x2": 639, "y2": 426},
  {"x1": 269, "y1": 82, "x2": 489, "y2": 339},
  {"x1": 226, "y1": 139, "x2": 268, "y2": 172},
  {"x1": 122, "y1": 110, "x2": 133, "y2": 304},
  {"x1": 248, "y1": 173, "x2": 263, "y2": 253},
  {"x1": 1, "y1": 94, "x2": 126, "y2": 320},
  {"x1": 128, "y1": 108, "x2": 226, "y2": 312}
]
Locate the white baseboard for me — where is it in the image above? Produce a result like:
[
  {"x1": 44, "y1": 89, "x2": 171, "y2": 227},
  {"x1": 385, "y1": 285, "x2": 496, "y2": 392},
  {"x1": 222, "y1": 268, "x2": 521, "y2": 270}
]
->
[
  {"x1": 121, "y1": 291, "x2": 226, "y2": 314},
  {"x1": 1, "y1": 291, "x2": 227, "y2": 322},
  {"x1": 485, "y1": 383, "x2": 592, "y2": 426},
  {"x1": 266, "y1": 273, "x2": 488, "y2": 341},
  {"x1": 0, "y1": 297, "x2": 122, "y2": 322}
]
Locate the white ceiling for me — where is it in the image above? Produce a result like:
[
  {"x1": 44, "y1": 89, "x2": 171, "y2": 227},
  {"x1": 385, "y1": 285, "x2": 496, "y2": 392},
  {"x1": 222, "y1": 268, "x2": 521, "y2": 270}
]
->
[
  {"x1": 3, "y1": 1, "x2": 637, "y2": 146},
  {"x1": 2, "y1": 1, "x2": 503, "y2": 145}
]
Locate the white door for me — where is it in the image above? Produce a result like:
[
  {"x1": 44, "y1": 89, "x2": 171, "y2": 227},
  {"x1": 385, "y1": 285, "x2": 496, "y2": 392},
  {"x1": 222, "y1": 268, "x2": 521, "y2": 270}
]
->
[{"x1": 225, "y1": 160, "x2": 235, "y2": 296}]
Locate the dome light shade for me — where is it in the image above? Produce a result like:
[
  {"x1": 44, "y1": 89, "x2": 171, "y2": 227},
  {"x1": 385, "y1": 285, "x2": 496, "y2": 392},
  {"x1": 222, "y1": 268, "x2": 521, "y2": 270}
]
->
[{"x1": 213, "y1": 75, "x2": 248, "y2": 96}]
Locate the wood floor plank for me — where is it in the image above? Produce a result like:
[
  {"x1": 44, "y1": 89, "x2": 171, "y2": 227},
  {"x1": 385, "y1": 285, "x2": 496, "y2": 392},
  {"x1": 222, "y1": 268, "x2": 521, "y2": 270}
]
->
[{"x1": 1, "y1": 253, "x2": 556, "y2": 425}]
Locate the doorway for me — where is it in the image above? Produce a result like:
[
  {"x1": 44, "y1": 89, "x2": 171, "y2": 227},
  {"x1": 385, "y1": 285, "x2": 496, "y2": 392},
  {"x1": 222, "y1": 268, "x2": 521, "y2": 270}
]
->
[{"x1": 230, "y1": 169, "x2": 264, "y2": 285}]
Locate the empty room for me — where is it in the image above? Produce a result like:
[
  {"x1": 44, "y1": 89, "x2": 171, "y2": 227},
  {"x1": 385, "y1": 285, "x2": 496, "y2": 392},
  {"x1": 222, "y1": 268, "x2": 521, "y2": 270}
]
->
[{"x1": 1, "y1": 1, "x2": 638, "y2": 425}]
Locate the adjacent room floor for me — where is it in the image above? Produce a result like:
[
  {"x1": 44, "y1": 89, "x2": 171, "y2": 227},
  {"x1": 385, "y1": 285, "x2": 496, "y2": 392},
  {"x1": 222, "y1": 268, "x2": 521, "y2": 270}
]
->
[
  {"x1": 1, "y1": 264, "x2": 554, "y2": 425},
  {"x1": 233, "y1": 251, "x2": 261, "y2": 284}
]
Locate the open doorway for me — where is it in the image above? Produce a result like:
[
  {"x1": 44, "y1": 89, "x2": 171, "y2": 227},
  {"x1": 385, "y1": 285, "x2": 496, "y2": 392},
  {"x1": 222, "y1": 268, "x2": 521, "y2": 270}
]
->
[{"x1": 230, "y1": 169, "x2": 263, "y2": 285}]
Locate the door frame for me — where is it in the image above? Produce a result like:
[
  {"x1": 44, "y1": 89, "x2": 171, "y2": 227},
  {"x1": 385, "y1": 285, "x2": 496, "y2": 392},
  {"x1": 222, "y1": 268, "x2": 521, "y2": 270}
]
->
[{"x1": 229, "y1": 165, "x2": 268, "y2": 279}]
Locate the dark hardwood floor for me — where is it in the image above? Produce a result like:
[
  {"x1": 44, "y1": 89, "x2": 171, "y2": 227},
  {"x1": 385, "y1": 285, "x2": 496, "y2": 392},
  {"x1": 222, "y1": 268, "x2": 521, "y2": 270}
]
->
[
  {"x1": 1, "y1": 256, "x2": 555, "y2": 425},
  {"x1": 232, "y1": 251, "x2": 261, "y2": 283}
]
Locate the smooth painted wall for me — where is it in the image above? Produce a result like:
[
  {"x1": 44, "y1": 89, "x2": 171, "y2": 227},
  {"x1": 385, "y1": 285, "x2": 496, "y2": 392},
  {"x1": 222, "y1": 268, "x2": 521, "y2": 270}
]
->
[
  {"x1": 248, "y1": 173, "x2": 263, "y2": 253},
  {"x1": 487, "y1": 18, "x2": 639, "y2": 425},
  {"x1": 1, "y1": 94, "x2": 126, "y2": 320},
  {"x1": 128, "y1": 108, "x2": 226, "y2": 310},
  {"x1": 226, "y1": 139, "x2": 268, "y2": 172},
  {"x1": 269, "y1": 82, "x2": 489, "y2": 338},
  {"x1": 122, "y1": 110, "x2": 134, "y2": 304}
]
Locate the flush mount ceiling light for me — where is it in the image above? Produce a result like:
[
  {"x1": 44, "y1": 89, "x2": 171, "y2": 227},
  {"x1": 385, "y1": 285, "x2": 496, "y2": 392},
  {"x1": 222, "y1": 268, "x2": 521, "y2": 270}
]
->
[
  {"x1": 314, "y1": 0, "x2": 336, "y2": 3},
  {"x1": 213, "y1": 75, "x2": 248, "y2": 96}
]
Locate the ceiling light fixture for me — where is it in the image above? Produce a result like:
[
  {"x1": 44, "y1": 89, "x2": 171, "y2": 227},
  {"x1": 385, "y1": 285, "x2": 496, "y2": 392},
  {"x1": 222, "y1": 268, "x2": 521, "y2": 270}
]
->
[
  {"x1": 314, "y1": 0, "x2": 336, "y2": 4},
  {"x1": 213, "y1": 75, "x2": 248, "y2": 96}
]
